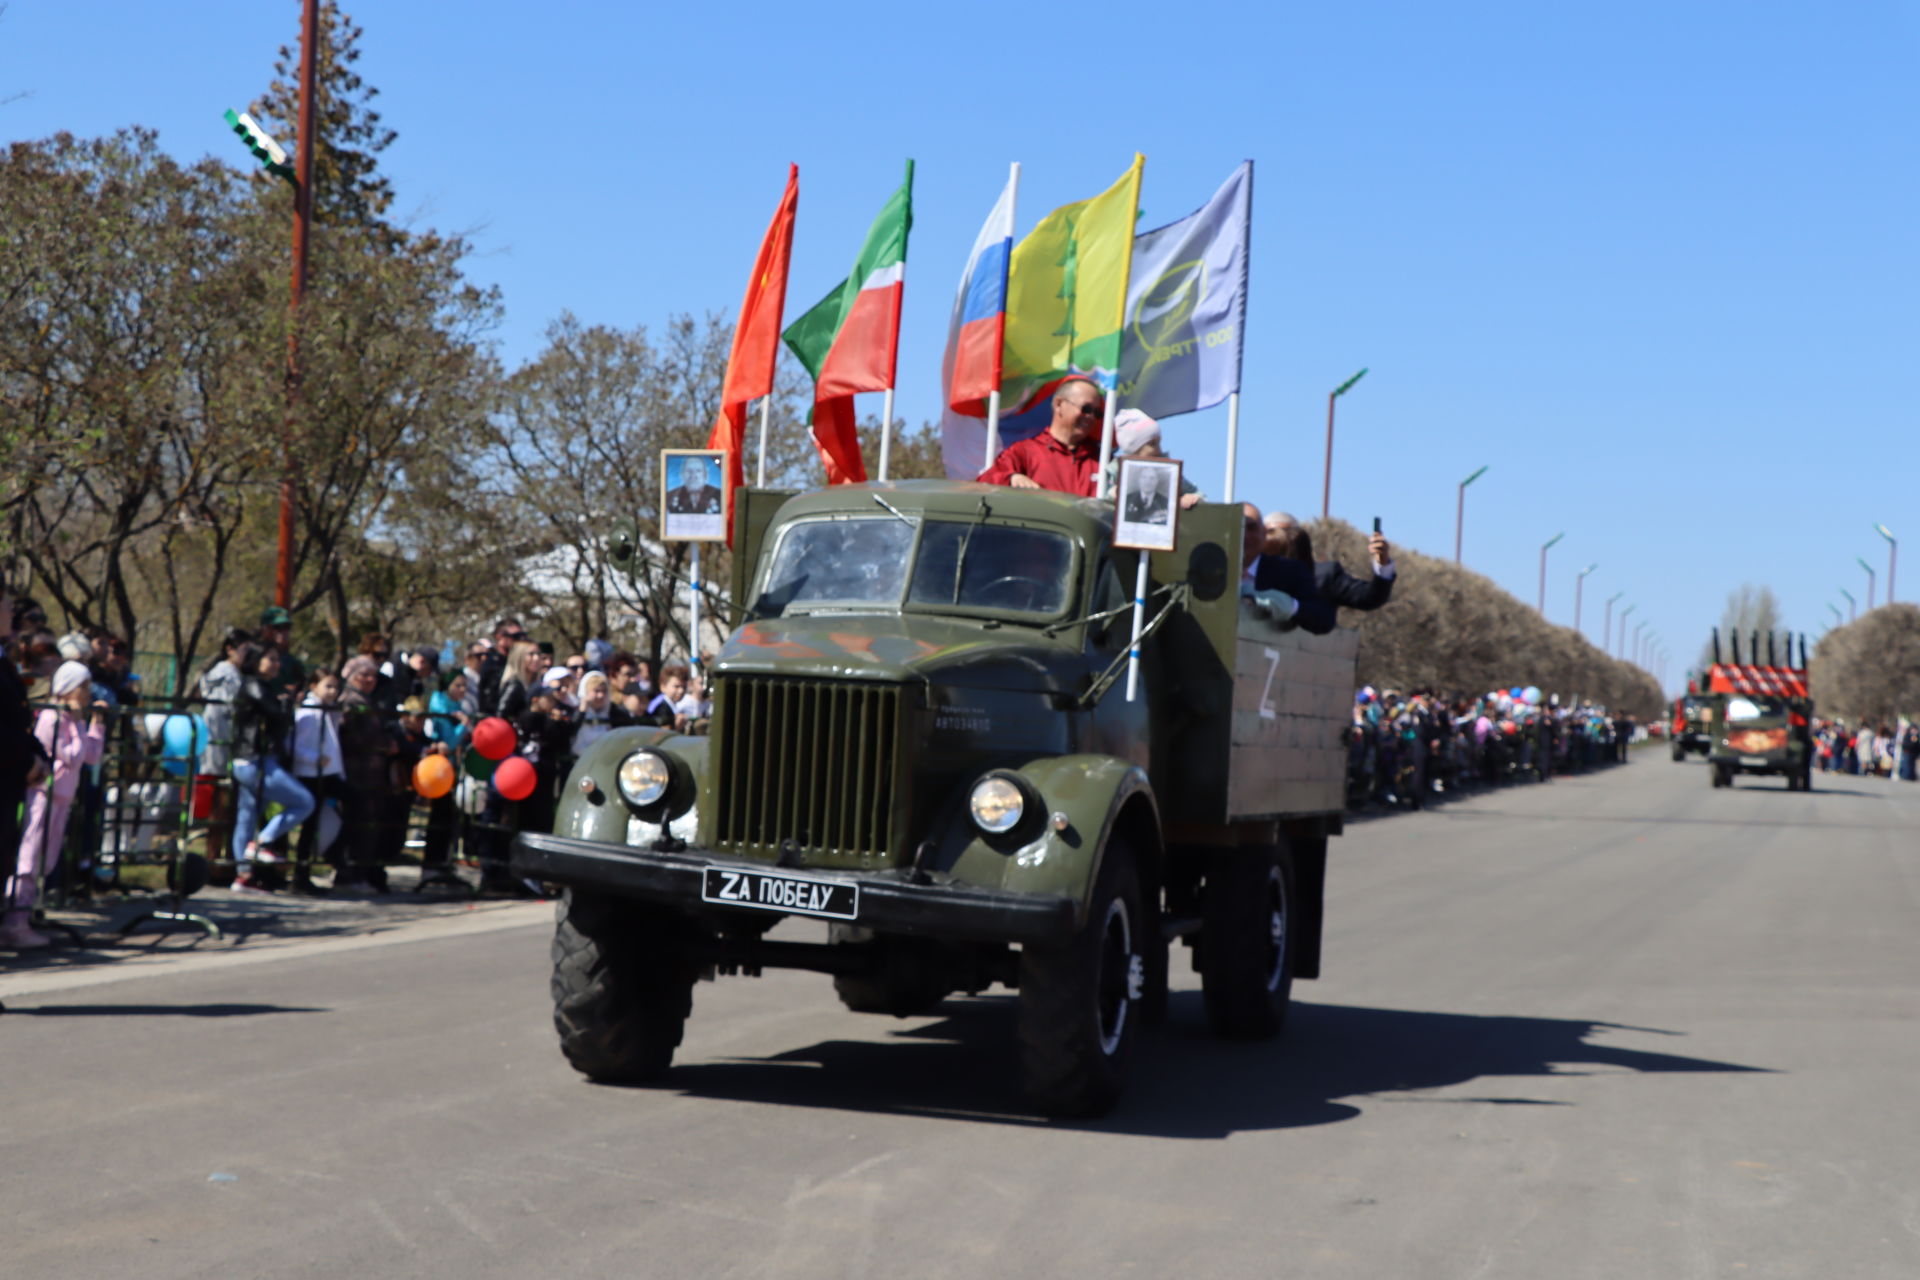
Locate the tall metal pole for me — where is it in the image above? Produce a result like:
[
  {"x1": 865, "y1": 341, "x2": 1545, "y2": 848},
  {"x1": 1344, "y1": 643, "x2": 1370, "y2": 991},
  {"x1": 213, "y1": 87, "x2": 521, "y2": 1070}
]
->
[
  {"x1": 1537, "y1": 532, "x2": 1564, "y2": 615},
  {"x1": 1455, "y1": 465, "x2": 1487, "y2": 564},
  {"x1": 1618, "y1": 603, "x2": 1635, "y2": 659},
  {"x1": 1320, "y1": 368, "x2": 1366, "y2": 520},
  {"x1": 1878, "y1": 524, "x2": 1897, "y2": 603},
  {"x1": 1574, "y1": 564, "x2": 1597, "y2": 637},
  {"x1": 277, "y1": 0, "x2": 319, "y2": 610},
  {"x1": 1856, "y1": 556, "x2": 1876, "y2": 612},
  {"x1": 1634, "y1": 621, "x2": 1648, "y2": 666},
  {"x1": 1839, "y1": 588, "x2": 1855, "y2": 622},
  {"x1": 1604, "y1": 592, "x2": 1622, "y2": 657}
]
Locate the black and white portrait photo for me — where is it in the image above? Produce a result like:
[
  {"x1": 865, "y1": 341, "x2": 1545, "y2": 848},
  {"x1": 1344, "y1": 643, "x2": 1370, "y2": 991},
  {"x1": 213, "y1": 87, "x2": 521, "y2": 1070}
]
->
[
  {"x1": 662, "y1": 449, "x2": 727, "y2": 542},
  {"x1": 1114, "y1": 457, "x2": 1181, "y2": 552}
]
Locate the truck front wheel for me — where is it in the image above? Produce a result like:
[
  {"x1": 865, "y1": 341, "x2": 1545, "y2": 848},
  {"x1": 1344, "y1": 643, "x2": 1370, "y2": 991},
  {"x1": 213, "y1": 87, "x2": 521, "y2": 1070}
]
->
[
  {"x1": 550, "y1": 890, "x2": 697, "y2": 1083},
  {"x1": 1200, "y1": 844, "x2": 1295, "y2": 1039},
  {"x1": 1017, "y1": 837, "x2": 1142, "y2": 1118}
]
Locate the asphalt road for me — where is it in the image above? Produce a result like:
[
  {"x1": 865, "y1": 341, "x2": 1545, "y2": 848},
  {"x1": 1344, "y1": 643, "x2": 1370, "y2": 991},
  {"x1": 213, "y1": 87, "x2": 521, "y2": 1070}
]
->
[{"x1": 4, "y1": 757, "x2": 1917, "y2": 1279}]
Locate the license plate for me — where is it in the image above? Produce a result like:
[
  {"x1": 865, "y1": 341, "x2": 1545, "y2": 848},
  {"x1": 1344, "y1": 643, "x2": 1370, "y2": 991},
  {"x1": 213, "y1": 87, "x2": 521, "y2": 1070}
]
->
[
  {"x1": 1740, "y1": 755, "x2": 1767, "y2": 766},
  {"x1": 702, "y1": 866, "x2": 859, "y2": 921}
]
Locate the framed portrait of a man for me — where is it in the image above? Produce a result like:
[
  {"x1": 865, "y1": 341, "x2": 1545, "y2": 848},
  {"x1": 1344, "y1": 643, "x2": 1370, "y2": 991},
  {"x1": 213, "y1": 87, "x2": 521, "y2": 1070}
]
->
[
  {"x1": 661, "y1": 449, "x2": 727, "y2": 542},
  {"x1": 1114, "y1": 457, "x2": 1181, "y2": 552}
]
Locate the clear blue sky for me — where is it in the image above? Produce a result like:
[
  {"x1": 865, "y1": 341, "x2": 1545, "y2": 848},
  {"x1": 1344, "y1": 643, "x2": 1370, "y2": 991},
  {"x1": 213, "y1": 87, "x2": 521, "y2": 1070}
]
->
[{"x1": 6, "y1": 1, "x2": 1916, "y2": 691}]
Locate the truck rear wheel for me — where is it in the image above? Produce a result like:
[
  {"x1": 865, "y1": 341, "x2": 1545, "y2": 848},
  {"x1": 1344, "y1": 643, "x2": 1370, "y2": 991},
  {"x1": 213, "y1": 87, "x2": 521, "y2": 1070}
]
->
[
  {"x1": 1672, "y1": 742, "x2": 1684, "y2": 762},
  {"x1": 1017, "y1": 836, "x2": 1142, "y2": 1119},
  {"x1": 550, "y1": 890, "x2": 697, "y2": 1083},
  {"x1": 1200, "y1": 844, "x2": 1295, "y2": 1039}
]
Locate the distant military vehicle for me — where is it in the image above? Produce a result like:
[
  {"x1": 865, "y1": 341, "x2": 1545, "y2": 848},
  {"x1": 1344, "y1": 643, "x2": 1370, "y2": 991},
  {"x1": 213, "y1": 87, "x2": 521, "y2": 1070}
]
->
[
  {"x1": 1702, "y1": 629, "x2": 1813, "y2": 791},
  {"x1": 1670, "y1": 692, "x2": 1718, "y2": 761}
]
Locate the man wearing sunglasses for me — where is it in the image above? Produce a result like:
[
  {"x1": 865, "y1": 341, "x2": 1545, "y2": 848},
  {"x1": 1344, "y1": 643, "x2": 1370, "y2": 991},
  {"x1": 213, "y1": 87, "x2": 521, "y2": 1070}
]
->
[
  {"x1": 477, "y1": 618, "x2": 525, "y2": 716},
  {"x1": 977, "y1": 377, "x2": 1108, "y2": 497}
]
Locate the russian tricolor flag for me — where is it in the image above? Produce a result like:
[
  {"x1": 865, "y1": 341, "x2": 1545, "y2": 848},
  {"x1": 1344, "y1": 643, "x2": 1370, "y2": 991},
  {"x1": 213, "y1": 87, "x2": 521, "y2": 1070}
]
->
[{"x1": 939, "y1": 171, "x2": 1016, "y2": 477}]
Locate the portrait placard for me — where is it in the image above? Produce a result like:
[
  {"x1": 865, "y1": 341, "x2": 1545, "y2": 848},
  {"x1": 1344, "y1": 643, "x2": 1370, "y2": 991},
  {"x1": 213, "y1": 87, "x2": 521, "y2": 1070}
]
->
[
  {"x1": 661, "y1": 449, "x2": 727, "y2": 543},
  {"x1": 1113, "y1": 457, "x2": 1181, "y2": 552}
]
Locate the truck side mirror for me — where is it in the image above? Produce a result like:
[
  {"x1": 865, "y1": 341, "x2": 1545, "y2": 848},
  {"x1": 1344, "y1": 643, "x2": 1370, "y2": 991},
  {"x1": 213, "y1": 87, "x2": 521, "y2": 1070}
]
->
[{"x1": 608, "y1": 519, "x2": 641, "y2": 568}]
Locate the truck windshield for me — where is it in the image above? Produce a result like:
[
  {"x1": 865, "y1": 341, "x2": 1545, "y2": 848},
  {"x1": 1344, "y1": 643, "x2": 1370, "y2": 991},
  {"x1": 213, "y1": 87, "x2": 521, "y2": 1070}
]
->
[
  {"x1": 1726, "y1": 696, "x2": 1787, "y2": 722},
  {"x1": 756, "y1": 516, "x2": 1074, "y2": 618},
  {"x1": 759, "y1": 518, "x2": 915, "y2": 610},
  {"x1": 908, "y1": 521, "x2": 1073, "y2": 615}
]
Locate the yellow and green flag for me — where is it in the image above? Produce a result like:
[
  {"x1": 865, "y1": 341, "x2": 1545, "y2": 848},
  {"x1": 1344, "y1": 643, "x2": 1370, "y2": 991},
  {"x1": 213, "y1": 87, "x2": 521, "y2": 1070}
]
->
[{"x1": 999, "y1": 154, "x2": 1144, "y2": 415}]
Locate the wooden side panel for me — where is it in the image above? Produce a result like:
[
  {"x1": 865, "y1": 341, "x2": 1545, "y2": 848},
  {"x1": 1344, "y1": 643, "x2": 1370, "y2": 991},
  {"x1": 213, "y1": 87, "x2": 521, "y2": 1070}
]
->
[{"x1": 1224, "y1": 622, "x2": 1358, "y2": 820}]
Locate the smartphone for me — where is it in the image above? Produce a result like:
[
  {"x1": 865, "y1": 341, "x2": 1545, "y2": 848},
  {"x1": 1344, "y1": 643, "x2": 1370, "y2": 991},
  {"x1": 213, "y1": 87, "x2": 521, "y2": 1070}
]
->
[{"x1": 1372, "y1": 516, "x2": 1382, "y2": 534}]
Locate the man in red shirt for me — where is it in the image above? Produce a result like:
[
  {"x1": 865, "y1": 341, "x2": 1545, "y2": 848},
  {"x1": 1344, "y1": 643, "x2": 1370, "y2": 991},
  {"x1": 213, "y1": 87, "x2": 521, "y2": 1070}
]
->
[{"x1": 977, "y1": 377, "x2": 1105, "y2": 496}]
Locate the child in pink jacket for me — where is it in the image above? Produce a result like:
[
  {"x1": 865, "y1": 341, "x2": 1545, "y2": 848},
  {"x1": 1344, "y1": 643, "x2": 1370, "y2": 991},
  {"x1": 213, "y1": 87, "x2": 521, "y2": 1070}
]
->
[{"x1": 3, "y1": 661, "x2": 105, "y2": 949}]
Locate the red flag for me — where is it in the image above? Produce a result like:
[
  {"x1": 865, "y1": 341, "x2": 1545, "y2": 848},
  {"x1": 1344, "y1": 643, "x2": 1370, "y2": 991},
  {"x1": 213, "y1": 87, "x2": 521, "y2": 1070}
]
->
[{"x1": 708, "y1": 165, "x2": 799, "y2": 538}]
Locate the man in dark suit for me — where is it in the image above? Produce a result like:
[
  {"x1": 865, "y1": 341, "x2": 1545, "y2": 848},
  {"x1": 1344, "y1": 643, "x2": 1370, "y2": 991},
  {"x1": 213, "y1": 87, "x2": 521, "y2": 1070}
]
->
[
  {"x1": 1264, "y1": 511, "x2": 1395, "y2": 611},
  {"x1": 1240, "y1": 504, "x2": 1336, "y2": 635}
]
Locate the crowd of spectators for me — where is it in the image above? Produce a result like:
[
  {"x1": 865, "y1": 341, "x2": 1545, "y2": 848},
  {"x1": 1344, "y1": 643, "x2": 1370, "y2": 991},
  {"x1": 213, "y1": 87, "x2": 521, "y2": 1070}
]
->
[
  {"x1": 1813, "y1": 718, "x2": 1920, "y2": 780},
  {"x1": 1345, "y1": 686, "x2": 1639, "y2": 812},
  {"x1": 0, "y1": 576, "x2": 718, "y2": 937},
  {"x1": 185, "y1": 610, "x2": 716, "y2": 896}
]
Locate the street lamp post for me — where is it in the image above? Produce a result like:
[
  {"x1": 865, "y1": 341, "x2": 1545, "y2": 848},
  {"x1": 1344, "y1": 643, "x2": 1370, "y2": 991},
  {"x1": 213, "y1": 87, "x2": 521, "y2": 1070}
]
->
[
  {"x1": 1618, "y1": 603, "x2": 1635, "y2": 659},
  {"x1": 1574, "y1": 563, "x2": 1598, "y2": 636},
  {"x1": 222, "y1": 0, "x2": 318, "y2": 610},
  {"x1": 1634, "y1": 621, "x2": 1648, "y2": 667},
  {"x1": 1538, "y1": 532, "x2": 1565, "y2": 615},
  {"x1": 1839, "y1": 588, "x2": 1856, "y2": 622},
  {"x1": 1603, "y1": 591, "x2": 1624, "y2": 657},
  {"x1": 1876, "y1": 523, "x2": 1897, "y2": 603},
  {"x1": 1320, "y1": 367, "x2": 1367, "y2": 520},
  {"x1": 1455, "y1": 465, "x2": 1488, "y2": 564},
  {"x1": 1828, "y1": 603, "x2": 1843, "y2": 624},
  {"x1": 1856, "y1": 556, "x2": 1877, "y2": 612}
]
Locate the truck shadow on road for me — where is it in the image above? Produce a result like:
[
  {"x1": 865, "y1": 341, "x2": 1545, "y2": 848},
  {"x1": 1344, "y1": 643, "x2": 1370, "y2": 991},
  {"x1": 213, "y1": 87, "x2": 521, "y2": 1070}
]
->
[{"x1": 656, "y1": 996, "x2": 1773, "y2": 1137}]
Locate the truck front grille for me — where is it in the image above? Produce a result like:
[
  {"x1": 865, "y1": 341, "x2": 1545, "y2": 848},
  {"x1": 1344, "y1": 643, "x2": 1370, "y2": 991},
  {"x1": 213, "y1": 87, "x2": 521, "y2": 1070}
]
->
[{"x1": 709, "y1": 676, "x2": 903, "y2": 863}]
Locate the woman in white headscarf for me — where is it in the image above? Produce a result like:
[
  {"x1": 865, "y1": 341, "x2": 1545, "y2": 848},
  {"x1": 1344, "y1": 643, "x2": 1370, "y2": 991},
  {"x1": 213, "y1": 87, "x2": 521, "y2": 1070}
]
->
[{"x1": 3, "y1": 661, "x2": 105, "y2": 949}]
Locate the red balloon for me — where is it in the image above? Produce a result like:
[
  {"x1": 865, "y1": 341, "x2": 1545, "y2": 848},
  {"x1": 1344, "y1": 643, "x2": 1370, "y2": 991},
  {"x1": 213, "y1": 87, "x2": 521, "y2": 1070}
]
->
[
  {"x1": 493, "y1": 755, "x2": 537, "y2": 802},
  {"x1": 473, "y1": 716, "x2": 516, "y2": 761}
]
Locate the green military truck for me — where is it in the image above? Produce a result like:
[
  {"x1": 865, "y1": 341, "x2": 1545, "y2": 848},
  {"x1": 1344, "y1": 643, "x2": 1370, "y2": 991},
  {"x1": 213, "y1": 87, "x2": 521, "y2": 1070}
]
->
[
  {"x1": 513, "y1": 481, "x2": 1359, "y2": 1116},
  {"x1": 1670, "y1": 693, "x2": 1718, "y2": 761},
  {"x1": 1708, "y1": 690, "x2": 1813, "y2": 790}
]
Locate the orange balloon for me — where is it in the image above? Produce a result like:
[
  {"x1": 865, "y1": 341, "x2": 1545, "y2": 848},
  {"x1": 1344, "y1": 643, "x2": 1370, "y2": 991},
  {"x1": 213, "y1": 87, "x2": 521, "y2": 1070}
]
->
[{"x1": 413, "y1": 753, "x2": 456, "y2": 799}]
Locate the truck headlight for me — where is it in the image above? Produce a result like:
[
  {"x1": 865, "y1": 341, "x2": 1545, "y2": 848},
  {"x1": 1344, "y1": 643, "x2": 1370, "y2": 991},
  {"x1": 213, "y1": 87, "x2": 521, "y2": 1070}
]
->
[
  {"x1": 969, "y1": 774, "x2": 1028, "y2": 835},
  {"x1": 617, "y1": 751, "x2": 672, "y2": 808}
]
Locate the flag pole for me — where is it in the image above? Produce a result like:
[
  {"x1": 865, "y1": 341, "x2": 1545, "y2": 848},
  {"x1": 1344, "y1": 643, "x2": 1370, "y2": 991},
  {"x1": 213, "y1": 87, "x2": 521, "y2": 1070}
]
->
[
  {"x1": 689, "y1": 544, "x2": 703, "y2": 672},
  {"x1": 1125, "y1": 551, "x2": 1149, "y2": 702},
  {"x1": 983, "y1": 161, "x2": 1020, "y2": 467},
  {"x1": 1223, "y1": 392, "x2": 1240, "y2": 502},
  {"x1": 1224, "y1": 161, "x2": 1251, "y2": 503},
  {"x1": 754, "y1": 398, "x2": 771, "y2": 487},
  {"x1": 878, "y1": 388, "x2": 895, "y2": 481}
]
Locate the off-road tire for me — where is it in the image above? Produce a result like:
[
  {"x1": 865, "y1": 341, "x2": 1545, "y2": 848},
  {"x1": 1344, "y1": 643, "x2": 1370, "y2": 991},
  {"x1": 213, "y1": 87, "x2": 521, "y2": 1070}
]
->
[
  {"x1": 1017, "y1": 837, "x2": 1143, "y2": 1119},
  {"x1": 550, "y1": 890, "x2": 697, "y2": 1083},
  {"x1": 1672, "y1": 742, "x2": 1684, "y2": 762},
  {"x1": 1711, "y1": 762, "x2": 1732, "y2": 789},
  {"x1": 1200, "y1": 844, "x2": 1295, "y2": 1040}
]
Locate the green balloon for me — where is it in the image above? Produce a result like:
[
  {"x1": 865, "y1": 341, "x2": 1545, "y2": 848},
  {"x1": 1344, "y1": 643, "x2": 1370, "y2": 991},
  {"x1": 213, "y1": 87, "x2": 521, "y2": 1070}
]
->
[{"x1": 463, "y1": 749, "x2": 498, "y2": 782}]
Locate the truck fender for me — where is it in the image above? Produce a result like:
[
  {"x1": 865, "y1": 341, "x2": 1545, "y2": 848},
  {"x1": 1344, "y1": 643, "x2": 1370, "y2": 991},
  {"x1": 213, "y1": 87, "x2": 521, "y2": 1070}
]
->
[
  {"x1": 941, "y1": 755, "x2": 1159, "y2": 928},
  {"x1": 552, "y1": 727, "x2": 709, "y2": 846}
]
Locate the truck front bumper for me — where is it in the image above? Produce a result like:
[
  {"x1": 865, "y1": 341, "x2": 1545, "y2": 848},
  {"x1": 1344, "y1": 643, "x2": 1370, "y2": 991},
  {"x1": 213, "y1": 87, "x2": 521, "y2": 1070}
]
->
[{"x1": 512, "y1": 831, "x2": 1078, "y2": 946}]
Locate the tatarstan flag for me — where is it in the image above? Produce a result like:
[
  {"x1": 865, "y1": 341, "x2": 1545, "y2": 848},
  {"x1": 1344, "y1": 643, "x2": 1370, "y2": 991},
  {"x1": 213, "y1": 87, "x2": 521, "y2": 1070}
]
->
[
  {"x1": 782, "y1": 161, "x2": 914, "y2": 484},
  {"x1": 708, "y1": 164, "x2": 799, "y2": 536}
]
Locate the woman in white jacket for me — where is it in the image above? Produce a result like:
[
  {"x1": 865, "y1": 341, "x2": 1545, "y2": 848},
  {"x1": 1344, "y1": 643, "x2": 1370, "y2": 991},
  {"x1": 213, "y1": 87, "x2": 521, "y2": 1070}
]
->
[{"x1": 289, "y1": 668, "x2": 345, "y2": 893}]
